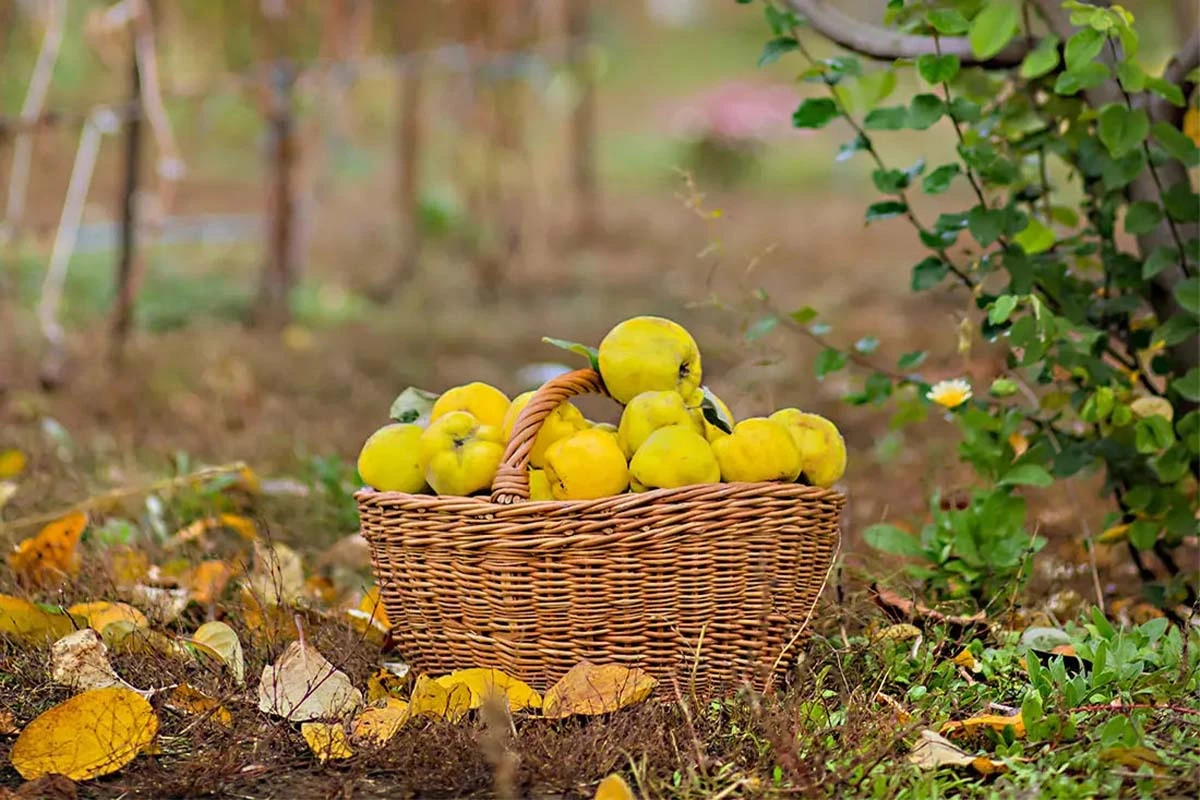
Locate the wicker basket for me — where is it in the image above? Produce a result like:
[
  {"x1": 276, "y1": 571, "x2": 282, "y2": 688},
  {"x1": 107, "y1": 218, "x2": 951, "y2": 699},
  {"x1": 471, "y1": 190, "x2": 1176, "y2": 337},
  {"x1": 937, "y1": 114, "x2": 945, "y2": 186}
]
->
[{"x1": 356, "y1": 368, "x2": 844, "y2": 698}]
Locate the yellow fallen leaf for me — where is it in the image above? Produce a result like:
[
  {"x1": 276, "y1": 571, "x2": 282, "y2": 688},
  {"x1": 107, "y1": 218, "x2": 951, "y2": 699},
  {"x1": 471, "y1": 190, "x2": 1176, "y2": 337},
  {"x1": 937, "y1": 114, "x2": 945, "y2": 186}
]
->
[
  {"x1": 9, "y1": 686, "x2": 158, "y2": 781},
  {"x1": 951, "y1": 647, "x2": 980, "y2": 672},
  {"x1": 108, "y1": 548, "x2": 150, "y2": 589},
  {"x1": 366, "y1": 667, "x2": 408, "y2": 703},
  {"x1": 542, "y1": 662, "x2": 657, "y2": 719},
  {"x1": 171, "y1": 513, "x2": 258, "y2": 546},
  {"x1": 409, "y1": 674, "x2": 471, "y2": 723},
  {"x1": 1099, "y1": 745, "x2": 1166, "y2": 773},
  {"x1": 0, "y1": 595, "x2": 79, "y2": 646},
  {"x1": 7, "y1": 511, "x2": 88, "y2": 588},
  {"x1": 188, "y1": 621, "x2": 246, "y2": 686},
  {"x1": 352, "y1": 698, "x2": 410, "y2": 747},
  {"x1": 433, "y1": 668, "x2": 542, "y2": 712},
  {"x1": 908, "y1": 729, "x2": 1007, "y2": 774},
  {"x1": 239, "y1": 587, "x2": 299, "y2": 645},
  {"x1": 877, "y1": 623, "x2": 922, "y2": 643},
  {"x1": 346, "y1": 586, "x2": 391, "y2": 639},
  {"x1": 102, "y1": 621, "x2": 192, "y2": 662},
  {"x1": 1098, "y1": 523, "x2": 1130, "y2": 544},
  {"x1": 304, "y1": 575, "x2": 339, "y2": 606},
  {"x1": 257, "y1": 640, "x2": 363, "y2": 721},
  {"x1": 301, "y1": 722, "x2": 353, "y2": 762},
  {"x1": 247, "y1": 541, "x2": 305, "y2": 606},
  {"x1": 0, "y1": 710, "x2": 18, "y2": 735},
  {"x1": 0, "y1": 449, "x2": 26, "y2": 479},
  {"x1": 67, "y1": 601, "x2": 149, "y2": 634},
  {"x1": 594, "y1": 773, "x2": 636, "y2": 800},
  {"x1": 166, "y1": 684, "x2": 232, "y2": 728},
  {"x1": 940, "y1": 712, "x2": 1025, "y2": 739},
  {"x1": 189, "y1": 560, "x2": 234, "y2": 605}
]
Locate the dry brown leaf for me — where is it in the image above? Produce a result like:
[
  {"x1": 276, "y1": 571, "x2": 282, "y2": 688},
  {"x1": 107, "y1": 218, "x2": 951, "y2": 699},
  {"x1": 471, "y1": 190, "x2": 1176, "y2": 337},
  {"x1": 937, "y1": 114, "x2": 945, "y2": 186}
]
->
[
  {"x1": 940, "y1": 712, "x2": 1025, "y2": 739},
  {"x1": 9, "y1": 686, "x2": 159, "y2": 781},
  {"x1": 7, "y1": 773, "x2": 79, "y2": 800},
  {"x1": 171, "y1": 513, "x2": 258, "y2": 547},
  {"x1": 50, "y1": 629, "x2": 146, "y2": 696},
  {"x1": 0, "y1": 481, "x2": 17, "y2": 511},
  {"x1": 0, "y1": 596, "x2": 80, "y2": 646},
  {"x1": 0, "y1": 711, "x2": 18, "y2": 735},
  {"x1": 188, "y1": 621, "x2": 245, "y2": 686},
  {"x1": 257, "y1": 639, "x2": 362, "y2": 722},
  {"x1": 166, "y1": 685, "x2": 232, "y2": 728},
  {"x1": 247, "y1": 542, "x2": 305, "y2": 607},
  {"x1": 301, "y1": 722, "x2": 353, "y2": 762},
  {"x1": 189, "y1": 560, "x2": 234, "y2": 605},
  {"x1": 352, "y1": 698, "x2": 410, "y2": 748},
  {"x1": 541, "y1": 662, "x2": 657, "y2": 719},
  {"x1": 433, "y1": 668, "x2": 542, "y2": 712},
  {"x1": 67, "y1": 602, "x2": 149, "y2": 634},
  {"x1": 125, "y1": 586, "x2": 190, "y2": 624},
  {"x1": 870, "y1": 584, "x2": 987, "y2": 629},
  {"x1": 594, "y1": 773, "x2": 636, "y2": 800},
  {"x1": 408, "y1": 674, "x2": 471, "y2": 723},
  {"x1": 239, "y1": 587, "x2": 303, "y2": 645},
  {"x1": 0, "y1": 449, "x2": 26, "y2": 479},
  {"x1": 8, "y1": 512, "x2": 88, "y2": 588},
  {"x1": 907, "y1": 729, "x2": 1007, "y2": 774}
]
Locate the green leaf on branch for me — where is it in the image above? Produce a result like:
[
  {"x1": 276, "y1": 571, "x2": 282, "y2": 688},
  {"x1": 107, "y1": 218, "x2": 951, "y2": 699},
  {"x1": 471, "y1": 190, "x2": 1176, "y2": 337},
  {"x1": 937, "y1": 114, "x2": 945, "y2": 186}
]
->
[
  {"x1": 1145, "y1": 76, "x2": 1184, "y2": 107},
  {"x1": 1116, "y1": 61, "x2": 1147, "y2": 92},
  {"x1": 1128, "y1": 521, "x2": 1159, "y2": 551},
  {"x1": 898, "y1": 350, "x2": 927, "y2": 370},
  {"x1": 1142, "y1": 246, "x2": 1178, "y2": 279},
  {"x1": 1150, "y1": 122, "x2": 1200, "y2": 168},
  {"x1": 864, "y1": 524, "x2": 924, "y2": 558},
  {"x1": 922, "y1": 164, "x2": 960, "y2": 195},
  {"x1": 866, "y1": 201, "x2": 908, "y2": 223},
  {"x1": 1162, "y1": 182, "x2": 1200, "y2": 223},
  {"x1": 968, "y1": 206, "x2": 1008, "y2": 247},
  {"x1": 1054, "y1": 63, "x2": 1109, "y2": 95},
  {"x1": 836, "y1": 133, "x2": 871, "y2": 162},
  {"x1": 863, "y1": 106, "x2": 910, "y2": 131},
  {"x1": 1124, "y1": 202, "x2": 1164, "y2": 235},
  {"x1": 1174, "y1": 368, "x2": 1200, "y2": 402},
  {"x1": 1175, "y1": 277, "x2": 1200, "y2": 315},
  {"x1": 917, "y1": 54, "x2": 960, "y2": 84},
  {"x1": 999, "y1": 464, "x2": 1053, "y2": 488},
  {"x1": 815, "y1": 348, "x2": 848, "y2": 379},
  {"x1": 925, "y1": 8, "x2": 969, "y2": 34},
  {"x1": 1013, "y1": 218, "x2": 1054, "y2": 254},
  {"x1": 1064, "y1": 27, "x2": 1107, "y2": 72},
  {"x1": 789, "y1": 306, "x2": 818, "y2": 325},
  {"x1": 793, "y1": 97, "x2": 840, "y2": 129},
  {"x1": 989, "y1": 295, "x2": 1019, "y2": 324},
  {"x1": 1020, "y1": 35, "x2": 1060, "y2": 79},
  {"x1": 911, "y1": 257, "x2": 950, "y2": 291},
  {"x1": 542, "y1": 337, "x2": 600, "y2": 371},
  {"x1": 968, "y1": 0, "x2": 1020, "y2": 60},
  {"x1": 745, "y1": 316, "x2": 779, "y2": 341},
  {"x1": 1097, "y1": 104, "x2": 1149, "y2": 158},
  {"x1": 908, "y1": 94, "x2": 945, "y2": 130},
  {"x1": 1134, "y1": 416, "x2": 1175, "y2": 454},
  {"x1": 872, "y1": 168, "x2": 910, "y2": 194},
  {"x1": 758, "y1": 36, "x2": 798, "y2": 67}
]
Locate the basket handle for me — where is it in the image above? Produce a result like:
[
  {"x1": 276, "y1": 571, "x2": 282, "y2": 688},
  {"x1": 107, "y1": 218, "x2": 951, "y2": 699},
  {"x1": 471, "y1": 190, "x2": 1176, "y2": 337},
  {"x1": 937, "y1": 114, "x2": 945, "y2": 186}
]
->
[{"x1": 490, "y1": 368, "x2": 611, "y2": 504}]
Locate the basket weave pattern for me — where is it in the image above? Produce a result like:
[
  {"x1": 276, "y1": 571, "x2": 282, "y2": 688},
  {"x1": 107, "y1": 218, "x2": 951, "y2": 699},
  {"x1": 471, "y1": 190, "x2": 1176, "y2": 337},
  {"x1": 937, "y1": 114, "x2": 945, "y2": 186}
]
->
[{"x1": 357, "y1": 369, "x2": 844, "y2": 696}]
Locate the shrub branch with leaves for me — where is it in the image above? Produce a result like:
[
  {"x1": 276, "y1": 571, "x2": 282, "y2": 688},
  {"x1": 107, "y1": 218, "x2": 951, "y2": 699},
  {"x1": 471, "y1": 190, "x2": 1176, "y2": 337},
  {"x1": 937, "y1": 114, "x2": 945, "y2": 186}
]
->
[{"x1": 741, "y1": 0, "x2": 1199, "y2": 611}]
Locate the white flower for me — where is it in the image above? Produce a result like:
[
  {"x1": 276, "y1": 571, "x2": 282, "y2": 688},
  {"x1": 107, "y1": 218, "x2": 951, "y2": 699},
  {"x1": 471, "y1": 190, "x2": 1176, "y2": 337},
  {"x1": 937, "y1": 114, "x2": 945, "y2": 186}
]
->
[{"x1": 927, "y1": 378, "x2": 973, "y2": 409}]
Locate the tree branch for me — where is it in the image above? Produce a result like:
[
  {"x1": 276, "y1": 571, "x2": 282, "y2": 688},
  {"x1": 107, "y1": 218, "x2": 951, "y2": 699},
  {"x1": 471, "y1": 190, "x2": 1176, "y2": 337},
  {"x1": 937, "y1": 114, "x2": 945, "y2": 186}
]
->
[{"x1": 786, "y1": 0, "x2": 1035, "y2": 67}]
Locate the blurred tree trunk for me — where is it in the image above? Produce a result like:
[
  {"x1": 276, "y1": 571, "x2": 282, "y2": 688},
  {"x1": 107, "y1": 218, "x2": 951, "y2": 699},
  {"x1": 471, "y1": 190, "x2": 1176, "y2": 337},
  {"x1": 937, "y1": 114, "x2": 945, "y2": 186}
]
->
[
  {"x1": 109, "y1": 17, "x2": 143, "y2": 366},
  {"x1": 253, "y1": 61, "x2": 300, "y2": 329},
  {"x1": 566, "y1": 0, "x2": 599, "y2": 239}
]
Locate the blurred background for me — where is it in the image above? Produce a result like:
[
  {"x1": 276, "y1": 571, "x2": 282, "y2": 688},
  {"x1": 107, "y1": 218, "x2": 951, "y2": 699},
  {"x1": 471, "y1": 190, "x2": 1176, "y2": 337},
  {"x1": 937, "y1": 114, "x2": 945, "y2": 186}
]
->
[{"x1": 0, "y1": 0, "x2": 1194, "y2": 582}]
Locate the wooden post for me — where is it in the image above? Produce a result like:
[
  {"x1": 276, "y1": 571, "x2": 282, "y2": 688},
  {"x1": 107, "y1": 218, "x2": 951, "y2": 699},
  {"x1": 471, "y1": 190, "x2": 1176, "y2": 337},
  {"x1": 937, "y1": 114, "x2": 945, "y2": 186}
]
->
[
  {"x1": 253, "y1": 60, "x2": 299, "y2": 329},
  {"x1": 566, "y1": 0, "x2": 599, "y2": 238},
  {"x1": 109, "y1": 24, "x2": 143, "y2": 365}
]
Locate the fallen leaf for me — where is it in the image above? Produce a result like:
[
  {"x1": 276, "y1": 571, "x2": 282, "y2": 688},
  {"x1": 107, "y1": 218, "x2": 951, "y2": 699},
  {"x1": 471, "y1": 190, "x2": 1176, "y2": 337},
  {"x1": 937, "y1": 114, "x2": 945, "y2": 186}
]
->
[
  {"x1": 50, "y1": 629, "x2": 144, "y2": 695},
  {"x1": 433, "y1": 668, "x2": 542, "y2": 712},
  {"x1": 239, "y1": 587, "x2": 304, "y2": 645},
  {"x1": 0, "y1": 596, "x2": 79, "y2": 646},
  {"x1": 166, "y1": 685, "x2": 232, "y2": 728},
  {"x1": 345, "y1": 586, "x2": 391, "y2": 638},
  {"x1": 247, "y1": 542, "x2": 305, "y2": 606},
  {"x1": 0, "y1": 711, "x2": 17, "y2": 735},
  {"x1": 951, "y1": 647, "x2": 980, "y2": 672},
  {"x1": 541, "y1": 662, "x2": 657, "y2": 719},
  {"x1": 107, "y1": 549, "x2": 149, "y2": 589},
  {"x1": 9, "y1": 686, "x2": 159, "y2": 781},
  {"x1": 1097, "y1": 523, "x2": 1130, "y2": 544},
  {"x1": 940, "y1": 712, "x2": 1025, "y2": 739},
  {"x1": 0, "y1": 449, "x2": 26, "y2": 479},
  {"x1": 304, "y1": 575, "x2": 339, "y2": 606},
  {"x1": 594, "y1": 773, "x2": 636, "y2": 800},
  {"x1": 8, "y1": 774, "x2": 78, "y2": 800},
  {"x1": 67, "y1": 602, "x2": 149, "y2": 634},
  {"x1": 352, "y1": 698, "x2": 409, "y2": 747},
  {"x1": 189, "y1": 560, "x2": 233, "y2": 605},
  {"x1": 870, "y1": 584, "x2": 987, "y2": 629},
  {"x1": 366, "y1": 667, "x2": 408, "y2": 703},
  {"x1": 408, "y1": 674, "x2": 471, "y2": 723},
  {"x1": 300, "y1": 722, "x2": 353, "y2": 762},
  {"x1": 188, "y1": 621, "x2": 245, "y2": 686},
  {"x1": 171, "y1": 513, "x2": 258, "y2": 547},
  {"x1": 908, "y1": 729, "x2": 1007, "y2": 774},
  {"x1": 877, "y1": 623, "x2": 922, "y2": 643},
  {"x1": 8, "y1": 512, "x2": 88, "y2": 588},
  {"x1": 257, "y1": 639, "x2": 362, "y2": 721},
  {"x1": 874, "y1": 691, "x2": 912, "y2": 725},
  {"x1": 102, "y1": 621, "x2": 192, "y2": 663},
  {"x1": 1099, "y1": 746, "x2": 1166, "y2": 773},
  {"x1": 0, "y1": 481, "x2": 17, "y2": 510},
  {"x1": 124, "y1": 586, "x2": 190, "y2": 624}
]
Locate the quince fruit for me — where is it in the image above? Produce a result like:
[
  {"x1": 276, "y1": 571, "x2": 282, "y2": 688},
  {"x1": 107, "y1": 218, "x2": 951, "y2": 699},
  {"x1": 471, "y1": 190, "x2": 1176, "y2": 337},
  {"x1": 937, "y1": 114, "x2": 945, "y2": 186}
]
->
[
  {"x1": 501, "y1": 391, "x2": 589, "y2": 467},
  {"x1": 543, "y1": 429, "x2": 629, "y2": 500},
  {"x1": 357, "y1": 423, "x2": 427, "y2": 493},
  {"x1": 419, "y1": 411, "x2": 504, "y2": 496},
  {"x1": 431, "y1": 382, "x2": 510, "y2": 428},
  {"x1": 629, "y1": 426, "x2": 719, "y2": 491},
  {"x1": 769, "y1": 409, "x2": 847, "y2": 488},
  {"x1": 617, "y1": 390, "x2": 704, "y2": 458},
  {"x1": 527, "y1": 468, "x2": 554, "y2": 501},
  {"x1": 598, "y1": 316, "x2": 702, "y2": 404},
  {"x1": 711, "y1": 418, "x2": 802, "y2": 483}
]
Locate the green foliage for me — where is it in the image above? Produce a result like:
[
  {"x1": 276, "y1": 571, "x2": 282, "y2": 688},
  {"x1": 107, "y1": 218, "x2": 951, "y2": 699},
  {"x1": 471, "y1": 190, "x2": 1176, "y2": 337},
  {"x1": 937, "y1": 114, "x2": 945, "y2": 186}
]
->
[{"x1": 754, "y1": 0, "x2": 1200, "y2": 610}]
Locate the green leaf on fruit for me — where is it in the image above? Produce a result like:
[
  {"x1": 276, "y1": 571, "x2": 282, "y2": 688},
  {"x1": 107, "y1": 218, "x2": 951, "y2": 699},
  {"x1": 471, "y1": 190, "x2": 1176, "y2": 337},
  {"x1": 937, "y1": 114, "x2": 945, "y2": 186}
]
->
[
  {"x1": 389, "y1": 387, "x2": 439, "y2": 425},
  {"x1": 699, "y1": 386, "x2": 734, "y2": 435},
  {"x1": 541, "y1": 337, "x2": 600, "y2": 371}
]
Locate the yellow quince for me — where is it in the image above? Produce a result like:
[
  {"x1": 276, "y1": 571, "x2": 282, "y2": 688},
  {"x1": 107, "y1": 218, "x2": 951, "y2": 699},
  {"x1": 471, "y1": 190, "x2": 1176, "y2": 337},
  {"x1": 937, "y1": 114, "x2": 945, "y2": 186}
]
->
[
  {"x1": 527, "y1": 468, "x2": 554, "y2": 501},
  {"x1": 430, "y1": 382, "x2": 510, "y2": 429},
  {"x1": 711, "y1": 418, "x2": 802, "y2": 483},
  {"x1": 357, "y1": 423, "x2": 427, "y2": 493},
  {"x1": 501, "y1": 391, "x2": 589, "y2": 467},
  {"x1": 769, "y1": 409, "x2": 847, "y2": 488},
  {"x1": 597, "y1": 316, "x2": 702, "y2": 404},
  {"x1": 418, "y1": 411, "x2": 504, "y2": 496},
  {"x1": 628, "y1": 426, "x2": 719, "y2": 492},
  {"x1": 543, "y1": 429, "x2": 629, "y2": 500},
  {"x1": 616, "y1": 390, "x2": 704, "y2": 459}
]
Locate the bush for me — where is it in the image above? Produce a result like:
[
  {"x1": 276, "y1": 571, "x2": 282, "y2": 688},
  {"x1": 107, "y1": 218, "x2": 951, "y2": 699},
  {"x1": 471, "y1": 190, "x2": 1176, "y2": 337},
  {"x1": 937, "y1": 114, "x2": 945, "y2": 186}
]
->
[{"x1": 741, "y1": 0, "x2": 1199, "y2": 610}]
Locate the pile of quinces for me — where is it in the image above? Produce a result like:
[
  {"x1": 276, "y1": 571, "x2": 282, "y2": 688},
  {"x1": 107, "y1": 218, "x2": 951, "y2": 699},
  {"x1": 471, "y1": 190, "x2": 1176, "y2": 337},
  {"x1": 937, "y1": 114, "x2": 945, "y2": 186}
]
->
[{"x1": 357, "y1": 316, "x2": 846, "y2": 500}]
